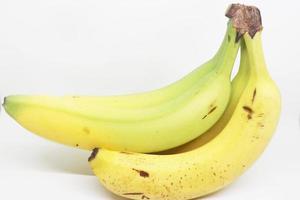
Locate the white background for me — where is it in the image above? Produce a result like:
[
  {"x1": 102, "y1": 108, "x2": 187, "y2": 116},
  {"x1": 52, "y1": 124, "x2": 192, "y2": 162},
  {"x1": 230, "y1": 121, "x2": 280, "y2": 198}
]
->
[{"x1": 0, "y1": 0, "x2": 299, "y2": 199}]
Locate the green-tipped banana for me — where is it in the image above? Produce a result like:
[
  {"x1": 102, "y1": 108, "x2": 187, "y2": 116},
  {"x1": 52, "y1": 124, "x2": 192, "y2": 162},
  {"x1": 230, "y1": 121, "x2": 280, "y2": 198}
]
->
[
  {"x1": 89, "y1": 5, "x2": 281, "y2": 200},
  {"x1": 3, "y1": 14, "x2": 240, "y2": 153}
]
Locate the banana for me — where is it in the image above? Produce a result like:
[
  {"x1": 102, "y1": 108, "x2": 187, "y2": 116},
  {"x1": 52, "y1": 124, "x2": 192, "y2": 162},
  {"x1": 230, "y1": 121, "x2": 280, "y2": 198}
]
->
[
  {"x1": 160, "y1": 38, "x2": 250, "y2": 155},
  {"x1": 88, "y1": 5, "x2": 281, "y2": 200},
  {"x1": 3, "y1": 16, "x2": 240, "y2": 153}
]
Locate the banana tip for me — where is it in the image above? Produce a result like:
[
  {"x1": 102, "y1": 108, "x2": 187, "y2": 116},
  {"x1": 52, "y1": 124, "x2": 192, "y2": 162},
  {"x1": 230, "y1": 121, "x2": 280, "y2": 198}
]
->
[
  {"x1": 2, "y1": 97, "x2": 8, "y2": 111},
  {"x1": 88, "y1": 148, "x2": 100, "y2": 162}
]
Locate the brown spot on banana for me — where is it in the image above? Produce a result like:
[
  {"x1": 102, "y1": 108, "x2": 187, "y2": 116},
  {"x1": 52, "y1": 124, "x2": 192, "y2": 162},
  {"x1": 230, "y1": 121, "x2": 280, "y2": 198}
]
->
[
  {"x1": 252, "y1": 88, "x2": 257, "y2": 104},
  {"x1": 242, "y1": 106, "x2": 254, "y2": 119},
  {"x1": 120, "y1": 151, "x2": 133, "y2": 155},
  {"x1": 123, "y1": 193, "x2": 150, "y2": 199},
  {"x1": 208, "y1": 106, "x2": 217, "y2": 114},
  {"x1": 132, "y1": 168, "x2": 150, "y2": 178},
  {"x1": 202, "y1": 106, "x2": 217, "y2": 119},
  {"x1": 142, "y1": 195, "x2": 150, "y2": 199},
  {"x1": 123, "y1": 192, "x2": 144, "y2": 195},
  {"x1": 163, "y1": 185, "x2": 171, "y2": 192},
  {"x1": 83, "y1": 127, "x2": 90, "y2": 134}
]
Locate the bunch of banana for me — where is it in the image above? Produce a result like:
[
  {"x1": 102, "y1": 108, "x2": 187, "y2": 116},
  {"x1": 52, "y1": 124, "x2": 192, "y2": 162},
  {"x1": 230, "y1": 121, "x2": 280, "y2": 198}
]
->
[
  {"x1": 2, "y1": 3, "x2": 281, "y2": 200},
  {"x1": 87, "y1": 4, "x2": 281, "y2": 200}
]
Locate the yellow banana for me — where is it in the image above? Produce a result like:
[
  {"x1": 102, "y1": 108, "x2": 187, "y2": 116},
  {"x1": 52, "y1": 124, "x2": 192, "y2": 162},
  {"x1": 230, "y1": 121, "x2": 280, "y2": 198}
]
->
[
  {"x1": 3, "y1": 17, "x2": 239, "y2": 153},
  {"x1": 89, "y1": 5, "x2": 281, "y2": 200}
]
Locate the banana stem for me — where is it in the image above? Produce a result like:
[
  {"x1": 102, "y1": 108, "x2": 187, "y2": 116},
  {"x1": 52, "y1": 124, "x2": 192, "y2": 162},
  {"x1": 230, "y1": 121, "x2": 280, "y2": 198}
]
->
[
  {"x1": 210, "y1": 22, "x2": 234, "y2": 64},
  {"x1": 238, "y1": 39, "x2": 250, "y2": 75},
  {"x1": 213, "y1": 22, "x2": 240, "y2": 78},
  {"x1": 219, "y1": 3, "x2": 266, "y2": 79},
  {"x1": 243, "y1": 33, "x2": 270, "y2": 78}
]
